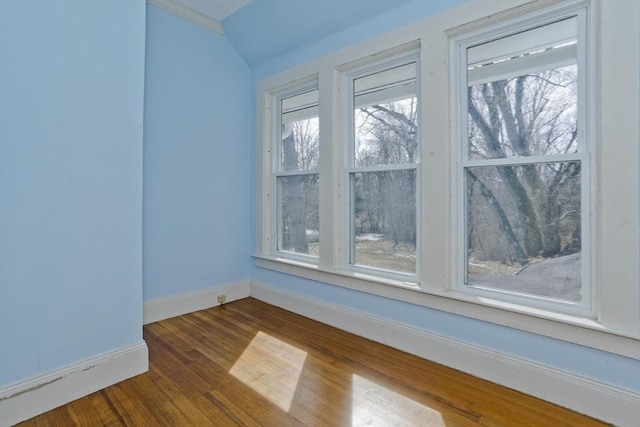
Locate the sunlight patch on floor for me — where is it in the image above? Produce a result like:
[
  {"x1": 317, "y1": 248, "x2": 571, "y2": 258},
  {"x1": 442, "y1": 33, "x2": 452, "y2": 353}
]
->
[
  {"x1": 351, "y1": 374, "x2": 444, "y2": 426},
  {"x1": 230, "y1": 331, "x2": 307, "y2": 412}
]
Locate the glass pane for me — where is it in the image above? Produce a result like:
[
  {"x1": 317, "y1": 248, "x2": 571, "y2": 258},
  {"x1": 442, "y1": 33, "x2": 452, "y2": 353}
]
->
[
  {"x1": 281, "y1": 90, "x2": 319, "y2": 171},
  {"x1": 466, "y1": 17, "x2": 578, "y2": 159},
  {"x1": 353, "y1": 63, "x2": 418, "y2": 167},
  {"x1": 465, "y1": 162, "x2": 581, "y2": 302},
  {"x1": 277, "y1": 174, "x2": 319, "y2": 256},
  {"x1": 352, "y1": 170, "x2": 416, "y2": 274}
]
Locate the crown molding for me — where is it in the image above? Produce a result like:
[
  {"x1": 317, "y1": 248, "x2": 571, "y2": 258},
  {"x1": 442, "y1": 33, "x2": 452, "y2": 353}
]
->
[{"x1": 147, "y1": 0, "x2": 224, "y2": 35}]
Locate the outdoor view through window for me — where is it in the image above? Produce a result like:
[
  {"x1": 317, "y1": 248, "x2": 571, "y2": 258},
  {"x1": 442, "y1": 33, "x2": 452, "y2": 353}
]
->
[
  {"x1": 351, "y1": 62, "x2": 418, "y2": 275},
  {"x1": 277, "y1": 89, "x2": 319, "y2": 256},
  {"x1": 463, "y1": 17, "x2": 583, "y2": 302}
]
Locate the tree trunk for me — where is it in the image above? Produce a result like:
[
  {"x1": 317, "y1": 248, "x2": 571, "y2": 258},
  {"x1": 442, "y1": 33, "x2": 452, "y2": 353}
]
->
[
  {"x1": 469, "y1": 86, "x2": 544, "y2": 257},
  {"x1": 540, "y1": 192, "x2": 561, "y2": 257},
  {"x1": 282, "y1": 132, "x2": 308, "y2": 253},
  {"x1": 468, "y1": 171, "x2": 528, "y2": 264}
]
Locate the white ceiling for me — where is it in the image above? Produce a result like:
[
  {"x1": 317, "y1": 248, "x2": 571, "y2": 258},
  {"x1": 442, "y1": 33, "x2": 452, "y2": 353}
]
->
[{"x1": 173, "y1": 0, "x2": 252, "y2": 22}]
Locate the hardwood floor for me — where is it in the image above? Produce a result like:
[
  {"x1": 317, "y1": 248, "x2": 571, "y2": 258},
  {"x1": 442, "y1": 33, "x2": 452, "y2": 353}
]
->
[{"x1": 18, "y1": 298, "x2": 607, "y2": 426}]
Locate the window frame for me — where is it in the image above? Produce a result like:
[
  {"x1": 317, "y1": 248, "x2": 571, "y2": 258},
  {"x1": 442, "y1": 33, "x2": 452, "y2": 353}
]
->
[
  {"x1": 341, "y1": 51, "x2": 422, "y2": 282},
  {"x1": 450, "y1": 7, "x2": 593, "y2": 317},
  {"x1": 272, "y1": 83, "x2": 321, "y2": 262},
  {"x1": 254, "y1": 0, "x2": 640, "y2": 359}
]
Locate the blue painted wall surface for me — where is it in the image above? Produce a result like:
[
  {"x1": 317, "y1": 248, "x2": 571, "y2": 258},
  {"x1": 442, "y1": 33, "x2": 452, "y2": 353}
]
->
[
  {"x1": 143, "y1": 5, "x2": 251, "y2": 301},
  {"x1": 0, "y1": 0, "x2": 146, "y2": 386},
  {"x1": 238, "y1": 0, "x2": 640, "y2": 393}
]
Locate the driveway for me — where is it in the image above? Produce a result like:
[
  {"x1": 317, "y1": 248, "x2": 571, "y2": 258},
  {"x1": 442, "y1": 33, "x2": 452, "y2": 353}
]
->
[{"x1": 467, "y1": 253, "x2": 581, "y2": 302}]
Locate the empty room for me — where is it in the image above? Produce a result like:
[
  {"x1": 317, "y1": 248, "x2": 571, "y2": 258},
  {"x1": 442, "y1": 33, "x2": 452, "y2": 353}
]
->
[{"x1": 1, "y1": 0, "x2": 638, "y2": 425}]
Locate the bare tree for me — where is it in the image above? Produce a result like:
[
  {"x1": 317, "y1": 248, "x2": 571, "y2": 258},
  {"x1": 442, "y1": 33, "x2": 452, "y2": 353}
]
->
[
  {"x1": 467, "y1": 66, "x2": 581, "y2": 264},
  {"x1": 354, "y1": 98, "x2": 417, "y2": 247},
  {"x1": 280, "y1": 118, "x2": 319, "y2": 253}
]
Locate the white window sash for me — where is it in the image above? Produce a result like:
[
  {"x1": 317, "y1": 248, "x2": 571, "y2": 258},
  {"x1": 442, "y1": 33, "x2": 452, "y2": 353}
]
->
[
  {"x1": 451, "y1": 5, "x2": 592, "y2": 316},
  {"x1": 341, "y1": 51, "x2": 421, "y2": 280}
]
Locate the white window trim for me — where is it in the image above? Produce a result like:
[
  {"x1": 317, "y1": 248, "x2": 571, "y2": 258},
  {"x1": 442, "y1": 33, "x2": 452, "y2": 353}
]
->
[{"x1": 255, "y1": 0, "x2": 640, "y2": 359}]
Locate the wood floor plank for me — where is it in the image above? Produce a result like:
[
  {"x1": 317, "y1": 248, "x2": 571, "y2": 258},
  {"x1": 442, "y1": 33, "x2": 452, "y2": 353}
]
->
[
  {"x1": 145, "y1": 352, "x2": 230, "y2": 425},
  {"x1": 88, "y1": 391, "x2": 128, "y2": 426},
  {"x1": 32, "y1": 404, "x2": 76, "y2": 427},
  {"x1": 68, "y1": 397, "x2": 103, "y2": 427},
  {"x1": 209, "y1": 376, "x2": 303, "y2": 427},
  {"x1": 17, "y1": 297, "x2": 609, "y2": 426},
  {"x1": 141, "y1": 330, "x2": 241, "y2": 427},
  {"x1": 101, "y1": 383, "x2": 157, "y2": 427}
]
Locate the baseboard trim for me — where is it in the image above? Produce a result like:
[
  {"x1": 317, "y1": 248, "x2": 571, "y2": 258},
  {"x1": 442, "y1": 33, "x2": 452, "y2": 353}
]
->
[
  {"x1": 250, "y1": 281, "x2": 640, "y2": 426},
  {"x1": 0, "y1": 341, "x2": 148, "y2": 427},
  {"x1": 143, "y1": 280, "x2": 251, "y2": 324}
]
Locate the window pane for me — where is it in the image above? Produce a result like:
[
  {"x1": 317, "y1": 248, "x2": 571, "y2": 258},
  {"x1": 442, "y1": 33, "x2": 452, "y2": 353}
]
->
[
  {"x1": 466, "y1": 18, "x2": 578, "y2": 160},
  {"x1": 352, "y1": 169, "x2": 416, "y2": 274},
  {"x1": 465, "y1": 162, "x2": 581, "y2": 302},
  {"x1": 277, "y1": 174, "x2": 319, "y2": 256},
  {"x1": 354, "y1": 63, "x2": 417, "y2": 167},
  {"x1": 281, "y1": 90, "x2": 319, "y2": 171}
]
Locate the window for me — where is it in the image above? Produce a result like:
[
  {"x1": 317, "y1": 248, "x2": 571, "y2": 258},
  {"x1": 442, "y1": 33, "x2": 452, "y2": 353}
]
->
[
  {"x1": 274, "y1": 86, "x2": 319, "y2": 259},
  {"x1": 255, "y1": 0, "x2": 639, "y2": 358},
  {"x1": 346, "y1": 56, "x2": 420, "y2": 278},
  {"x1": 261, "y1": 54, "x2": 421, "y2": 282},
  {"x1": 452, "y1": 14, "x2": 591, "y2": 314}
]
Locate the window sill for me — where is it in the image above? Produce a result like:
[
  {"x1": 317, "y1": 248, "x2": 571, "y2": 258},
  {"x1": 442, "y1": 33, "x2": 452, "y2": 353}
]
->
[
  {"x1": 254, "y1": 254, "x2": 420, "y2": 290},
  {"x1": 253, "y1": 254, "x2": 640, "y2": 359}
]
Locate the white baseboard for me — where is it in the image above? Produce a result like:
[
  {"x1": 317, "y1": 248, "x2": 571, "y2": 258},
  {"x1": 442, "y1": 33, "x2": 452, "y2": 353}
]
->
[
  {"x1": 0, "y1": 341, "x2": 148, "y2": 427},
  {"x1": 143, "y1": 280, "x2": 251, "y2": 324},
  {"x1": 250, "y1": 281, "x2": 640, "y2": 426}
]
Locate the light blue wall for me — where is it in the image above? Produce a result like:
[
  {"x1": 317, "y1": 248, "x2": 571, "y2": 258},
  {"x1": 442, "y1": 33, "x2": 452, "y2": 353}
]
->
[
  {"x1": 143, "y1": 5, "x2": 251, "y2": 301},
  {"x1": 0, "y1": 0, "x2": 146, "y2": 386},
  {"x1": 240, "y1": 0, "x2": 640, "y2": 393}
]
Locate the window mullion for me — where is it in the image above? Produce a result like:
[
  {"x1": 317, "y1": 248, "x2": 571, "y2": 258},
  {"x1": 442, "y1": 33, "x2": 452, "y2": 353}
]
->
[
  {"x1": 338, "y1": 68, "x2": 355, "y2": 271},
  {"x1": 597, "y1": 0, "x2": 640, "y2": 335},
  {"x1": 318, "y1": 67, "x2": 340, "y2": 270},
  {"x1": 255, "y1": 91, "x2": 274, "y2": 256}
]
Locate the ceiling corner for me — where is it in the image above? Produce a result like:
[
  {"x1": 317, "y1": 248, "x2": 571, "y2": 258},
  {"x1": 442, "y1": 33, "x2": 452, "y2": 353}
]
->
[{"x1": 146, "y1": 0, "x2": 225, "y2": 35}]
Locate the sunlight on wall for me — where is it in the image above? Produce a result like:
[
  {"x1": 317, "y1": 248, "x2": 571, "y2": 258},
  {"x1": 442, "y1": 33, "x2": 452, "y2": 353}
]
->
[
  {"x1": 351, "y1": 374, "x2": 444, "y2": 426},
  {"x1": 229, "y1": 331, "x2": 307, "y2": 411}
]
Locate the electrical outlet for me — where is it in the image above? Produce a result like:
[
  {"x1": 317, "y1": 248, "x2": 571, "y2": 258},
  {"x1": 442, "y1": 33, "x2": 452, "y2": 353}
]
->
[{"x1": 217, "y1": 294, "x2": 226, "y2": 304}]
